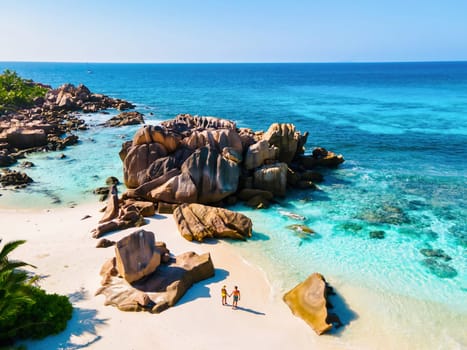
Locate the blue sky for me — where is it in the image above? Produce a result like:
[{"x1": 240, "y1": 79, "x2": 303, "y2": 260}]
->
[{"x1": 1, "y1": 0, "x2": 466, "y2": 63}]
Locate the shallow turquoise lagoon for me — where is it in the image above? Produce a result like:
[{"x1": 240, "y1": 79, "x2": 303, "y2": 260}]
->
[{"x1": 1, "y1": 62, "x2": 466, "y2": 348}]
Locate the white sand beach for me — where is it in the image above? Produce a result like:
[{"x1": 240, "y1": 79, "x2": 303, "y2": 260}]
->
[
  {"x1": 3, "y1": 203, "x2": 466, "y2": 350},
  {"x1": 2, "y1": 203, "x2": 346, "y2": 350}
]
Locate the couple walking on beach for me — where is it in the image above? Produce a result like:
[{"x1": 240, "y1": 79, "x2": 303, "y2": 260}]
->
[{"x1": 221, "y1": 285, "x2": 241, "y2": 309}]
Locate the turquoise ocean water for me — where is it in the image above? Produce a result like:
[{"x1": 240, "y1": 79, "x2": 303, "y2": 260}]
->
[{"x1": 1, "y1": 62, "x2": 466, "y2": 348}]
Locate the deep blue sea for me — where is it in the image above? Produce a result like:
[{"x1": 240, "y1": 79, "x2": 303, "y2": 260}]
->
[{"x1": 1, "y1": 62, "x2": 466, "y2": 349}]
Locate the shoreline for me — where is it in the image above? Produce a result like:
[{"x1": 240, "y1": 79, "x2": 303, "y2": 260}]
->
[
  {"x1": 2, "y1": 203, "x2": 466, "y2": 349},
  {"x1": 2, "y1": 202, "x2": 339, "y2": 350}
]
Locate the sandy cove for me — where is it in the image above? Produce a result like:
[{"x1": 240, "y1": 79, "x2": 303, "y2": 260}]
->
[
  {"x1": 1, "y1": 202, "x2": 344, "y2": 350},
  {"x1": 4, "y1": 203, "x2": 466, "y2": 350}
]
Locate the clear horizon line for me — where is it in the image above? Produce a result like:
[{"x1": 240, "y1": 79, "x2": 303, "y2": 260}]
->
[{"x1": 1, "y1": 59, "x2": 467, "y2": 65}]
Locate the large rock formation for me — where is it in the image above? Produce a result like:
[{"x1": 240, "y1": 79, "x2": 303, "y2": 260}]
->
[
  {"x1": 96, "y1": 230, "x2": 215, "y2": 313},
  {"x1": 283, "y1": 273, "x2": 333, "y2": 335},
  {"x1": 121, "y1": 114, "x2": 344, "y2": 209},
  {"x1": 173, "y1": 203, "x2": 252, "y2": 242}
]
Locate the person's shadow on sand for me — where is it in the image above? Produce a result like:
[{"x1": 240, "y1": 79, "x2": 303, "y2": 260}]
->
[{"x1": 231, "y1": 306, "x2": 266, "y2": 315}]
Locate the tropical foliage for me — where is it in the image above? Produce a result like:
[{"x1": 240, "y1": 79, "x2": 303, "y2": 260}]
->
[
  {"x1": 0, "y1": 70, "x2": 48, "y2": 114},
  {"x1": 0, "y1": 239, "x2": 73, "y2": 346}
]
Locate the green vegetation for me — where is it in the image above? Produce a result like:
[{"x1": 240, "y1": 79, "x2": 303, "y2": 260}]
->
[
  {"x1": 0, "y1": 239, "x2": 73, "y2": 346},
  {"x1": 0, "y1": 70, "x2": 49, "y2": 114}
]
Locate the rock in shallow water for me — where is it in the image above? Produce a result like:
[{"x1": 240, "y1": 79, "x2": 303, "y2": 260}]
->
[
  {"x1": 421, "y1": 258, "x2": 458, "y2": 279},
  {"x1": 419, "y1": 248, "x2": 452, "y2": 261},
  {"x1": 369, "y1": 230, "x2": 385, "y2": 239}
]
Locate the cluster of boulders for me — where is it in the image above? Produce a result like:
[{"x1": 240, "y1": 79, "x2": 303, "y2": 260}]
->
[
  {"x1": 42, "y1": 83, "x2": 134, "y2": 113},
  {"x1": 119, "y1": 114, "x2": 344, "y2": 210},
  {"x1": 89, "y1": 114, "x2": 348, "y2": 336},
  {"x1": 96, "y1": 229, "x2": 214, "y2": 313},
  {"x1": 90, "y1": 113, "x2": 344, "y2": 239},
  {"x1": 0, "y1": 83, "x2": 136, "y2": 187},
  {"x1": 0, "y1": 168, "x2": 33, "y2": 188}
]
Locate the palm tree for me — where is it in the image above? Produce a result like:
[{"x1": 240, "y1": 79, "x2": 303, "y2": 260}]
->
[{"x1": 0, "y1": 239, "x2": 37, "y2": 326}]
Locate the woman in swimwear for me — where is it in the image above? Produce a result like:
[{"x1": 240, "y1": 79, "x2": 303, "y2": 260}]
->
[{"x1": 221, "y1": 285, "x2": 228, "y2": 305}]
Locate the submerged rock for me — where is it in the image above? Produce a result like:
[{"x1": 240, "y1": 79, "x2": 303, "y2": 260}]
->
[
  {"x1": 279, "y1": 210, "x2": 307, "y2": 221},
  {"x1": 339, "y1": 222, "x2": 364, "y2": 232},
  {"x1": 358, "y1": 205, "x2": 410, "y2": 225},
  {"x1": 419, "y1": 248, "x2": 452, "y2": 261},
  {"x1": 421, "y1": 258, "x2": 458, "y2": 279},
  {"x1": 369, "y1": 230, "x2": 385, "y2": 239},
  {"x1": 287, "y1": 224, "x2": 315, "y2": 234}
]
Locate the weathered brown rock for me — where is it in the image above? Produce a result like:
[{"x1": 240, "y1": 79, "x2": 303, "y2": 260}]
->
[
  {"x1": 244, "y1": 139, "x2": 278, "y2": 170},
  {"x1": 132, "y1": 125, "x2": 181, "y2": 153},
  {"x1": 0, "y1": 169, "x2": 33, "y2": 187},
  {"x1": 96, "y1": 246, "x2": 214, "y2": 313},
  {"x1": 263, "y1": 123, "x2": 302, "y2": 164},
  {"x1": 181, "y1": 146, "x2": 239, "y2": 203},
  {"x1": 299, "y1": 148, "x2": 345, "y2": 169},
  {"x1": 237, "y1": 188, "x2": 274, "y2": 201},
  {"x1": 161, "y1": 114, "x2": 236, "y2": 134},
  {"x1": 99, "y1": 185, "x2": 119, "y2": 223},
  {"x1": 123, "y1": 143, "x2": 168, "y2": 188},
  {"x1": 253, "y1": 163, "x2": 288, "y2": 197},
  {"x1": 173, "y1": 203, "x2": 252, "y2": 242},
  {"x1": 115, "y1": 230, "x2": 161, "y2": 283},
  {"x1": 182, "y1": 129, "x2": 243, "y2": 155},
  {"x1": 122, "y1": 199, "x2": 155, "y2": 217},
  {"x1": 96, "y1": 238, "x2": 116, "y2": 248},
  {"x1": 283, "y1": 273, "x2": 332, "y2": 335},
  {"x1": 5, "y1": 128, "x2": 47, "y2": 149},
  {"x1": 104, "y1": 111, "x2": 145, "y2": 127},
  {"x1": 157, "y1": 202, "x2": 179, "y2": 214}
]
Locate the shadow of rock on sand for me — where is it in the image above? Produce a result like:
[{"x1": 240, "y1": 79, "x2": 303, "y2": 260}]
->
[
  {"x1": 21, "y1": 307, "x2": 108, "y2": 350},
  {"x1": 326, "y1": 289, "x2": 358, "y2": 336},
  {"x1": 175, "y1": 268, "x2": 230, "y2": 307}
]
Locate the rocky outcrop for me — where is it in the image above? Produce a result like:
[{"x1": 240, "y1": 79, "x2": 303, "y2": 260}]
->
[
  {"x1": 0, "y1": 169, "x2": 33, "y2": 187},
  {"x1": 115, "y1": 230, "x2": 161, "y2": 283},
  {"x1": 119, "y1": 114, "x2": 343, "y2": 211},
  {"x1": 104, "y1": 111, "x2": 145, "y2": 127},
  {"x1": 283, "y1": 273, "x2": 333, "y2": 335},
  {"x1": 299, "y1": 147, "x2": 345, "y2": 169},
  {"x1": 0, "y1": 82, "x2": 135, "y2": 191},
  {"x1": 43, "y1": 83, "x2": 134, "y2": 112},
  {"x1": 173, "y1": 203, "x2": 252, "y2": 242},
  {"x1": 96, "y1": 230, "x2": 215, "y2": 313}
]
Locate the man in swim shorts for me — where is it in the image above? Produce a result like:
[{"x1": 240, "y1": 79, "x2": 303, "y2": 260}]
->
[{"x1": 230, "y1": 286, "x2": 240, "y2": 309}]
